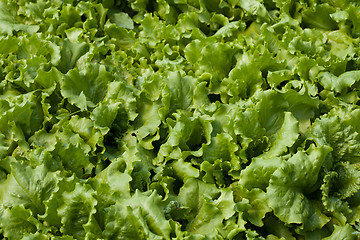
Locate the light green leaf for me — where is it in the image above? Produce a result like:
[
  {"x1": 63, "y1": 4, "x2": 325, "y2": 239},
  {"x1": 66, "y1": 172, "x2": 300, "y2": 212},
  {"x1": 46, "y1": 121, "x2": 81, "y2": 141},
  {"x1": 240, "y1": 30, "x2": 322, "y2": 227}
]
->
[
  {"x1": 220, "y1": 55, "x2": 263, "y2": 101},
  {"x1": 308, "y1": 108, "x2": 360, "y2": 165},
  {"x1": 57, "y1": 39, "x2": 89, "y2": 73},
  {"x1": 321, "y1": 171, "x2": 352, "y2": 225},
  {"x1": 184, "y1": 39, "x2": 236, "y2": 93},
  {"x1": 103, "y1": 190, "x2": 171, "y2": 240},
  {"x1": 52, "y1": 139, "x2": 91, "y2": 177},
  {"x1": 157, "y1": 110, "x2": 205, "y2": 163},
  {"x1": 237, "y1": 0, "x2": 272, "y2": 23},
  {"x1": 178, "y1": 178, "x2": 220, "y2": 221},
  {"x1": 239, "y1": 156, "x2": 283, "y2": 191},
  {"x1": 109, "y1": 12, "x2": 134, "y2": 29},
  {"x1": 253, "y1": 90, "x2": 289, "y2": 138},
  {"x1": 105, "y1": 81, "x2": 139, "y2": 121},
  {"x1": 262, "y1": 112, "x2": 299, "y2": 158},
  {"x1": 22, "y1": 232, "x2": 49, "y2": 240},
  {"x1": 0, "y1": 161, "x2": 58, "y2": 216},
  {"x1": 0, "y1": 1, "x2": 39, "y2": 35},
  {"x1": 301, "y1": 4, "x2": 338, "y2": 30},
  {"x1": 323, "y1": 224, "x2": 358, "y2": 240},
  {"x1": 0, "y1": 205, "x2": 38, "y2": 240},
  {"x1": 318, "y1": 71, "x2": 360, "y2": 93},
  {"x1": 39, "y1": 175, "x2": 78, "y2": 229},
  {"x1": 267, "y1": 145, "x2": 332, "y2": 228},
  {"x1": 34, "y1": 67, "x2": 62, "y2": 89},
  {"x1": 58, "y1": 182, "x2": 97, "y2": 239},
  {"x1": 161, "y1": 71, "x2": 197, "y2": 114},
  {"x1": 203, "y1": 132, "x2": 239, "y2": 167},
  {"x1": 133, "y1": 95, "x2": 161, "y2": 141},
  {"x1": 213, "y1": 188, "x2": 236, "y2": 220},
  {"x1": 94, "y1": 159, "x2": 132, "y2": 201},
  {"x1": 200, "y1": 159, "x2": 232, "y2": 187},
  {"x1": 0, "y1": 36, "x2": 19, "y2": 54},
  {"x1": 104, "y1": 22, "x2": 136, "y2": 49},
  {"x1": 186, "y1": 197, "x2": 223, "y2": 235},
  {"x1": 171, "y1": 158, "x2": 200, "y2": 180},
  {"x1": 348, "y1": 5, "x2": 360, "y2": 37},
  {"x1": 91, "y1": 101, "x2": 120, "y2": 131},
  {"x1": 60, "y1": 63, "x2": 112, "y2": 110},
  {"x1": 68, "y1": 115, "x2": 104, "y2": 152}
]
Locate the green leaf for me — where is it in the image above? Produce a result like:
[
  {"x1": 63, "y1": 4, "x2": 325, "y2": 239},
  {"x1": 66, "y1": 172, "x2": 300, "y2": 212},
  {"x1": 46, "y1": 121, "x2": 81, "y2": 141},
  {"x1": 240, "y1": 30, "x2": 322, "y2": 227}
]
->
[
  {"x1": 321, "y1": 171, "x2": 352, "y2": 225},
  {"x1": 22, "y1": 232, "x2": 49, "y2": 240},
  {"x1": 233, "y1": 107, "x2": 266, "y2": 142},
  {"x1": 253, "y1": 90, "x2": 289, "y2": 138},
  {"x1": 17, "y1": 34, "x2": 61, "y2": 65},
  {"x1": 171, "y1": 158, "x2": 200, "y2": 180},
  {"x1": 178, "y1": 178, "x2": 220, "y2": 221},
  {"x1": 68, "y1": 115, "x2": 104, "y2": 152},
  {"x1": 203, "y1": 132, "x2": 238, "y2": 164},
  {"x1": 237, "y1": 0, "x2": 272, "y2": 23},
  {"x1": 175, "y1": 178, "x2": 238, "y2": 237},
  {"x1": 94, "y1": 159, "x2": 132, "y2": 201},
  {"x1": 318, "y1": 70, "x2": 360, "y2": 94},
  {"x1": 267, "y1": 145, "x2": 332, "y2": 229},
  {"x1": 214, "y1": 21, "x2": 246, "y2": 39},
  {"x1": 239, "y1": 156, "x2": 283, "y2": 191},
  {"x1": 91, "y1": 101, "x2": 120, "y2": 130},
  {"x1": 39, "y1": 175, "x2": 78, "y2": 229},
  {"x1": 0, "y1": 36, "x2": 19, "y2": 54},
  {"x1": 103, "y1": 190, "x2": 171, "y2": 240},
  {"x1": 184, "y1": 39, "x2": 236, "y2": 93},
  {"x1": 213, "y1": 188, "x2": 236, "y2": 220},
  {"x1": 186, "y1": 196, "x2": 223, "y2": 235},
  {"x1": 267, "y1": 70, "x2": 293, "y2": 88},
  {"x1": 133, "y1": 95, "x2": 161, "y2": 141},
  {"x1": 326, "y1": 31, "x2": 356, "y2": 60},
  {"x1": 161, "y1": 71, "x2": 197, "y2": 114},
  {"x1": 0, "y1": 92, "x2": 44, "y2": 139},
  {"x1": 0, "y1": 205, "x2": 38, "y2": 240},
  {"x1": 241, "y1": 188, "x2": 271, "y2": 227},
  {"x1": 308, "y1": 107, "x2": 360, "y2": 165},
  {"x1": 104, "y1": 81, "x2": 139, "y2": 121},
  {"x1": 157, "y1": 110, "x2": 206, "y2": 162},
  {"x1": 0, "y1": 161, "x2": 58, "y2": 216},
  {"x1": 262, "y1": 215, "x2": 297, "y2": 240},
  {"x1": 0, "y1": 1, "x2": 39, "y2": 35},
  {"x1": 333, "y1": 162, "x2": 360, "y2": 199},
  {"x1": 57, "y1": 39, "x2": 89, "y2": 73},
  {"x1": 60, "y1": 63, "x2": 112, "y2": 110},
  {"x1": 283, "y1": 90, "x2": 320, "y2": 133},
  {"x1": 1, "y1": 0, "x2": 360, "y2": 238},
  {"x1": 34, "y1": 67, "x2": 62, "y2": 89},
  {"x1": 52, "y1": 139, "x2": 91, "y2": 177},
  {"x1": 323, "y1": 224, "x2": 359, "y2": 240},
  {"x1": 348, "y1": 5, "x2": 360, "y2": 37},
  {"x1": 109, "y1": 12, "x2": 134, "y2": 29},
  {"x1": 262, "y1": 112, "x2": 299, "y2": 158},
  {"x1": 220, "y1": 54, "x2": 263, "y2": 101},
  {"x1": 104, "y1": 22, "x2": 136, "y2": 49},
  {"x1": 200, "y1": 159, "x2": 231, "y2": 187},
  {"x1": 57, "y1": 182, "x2": 97, "y2": 239},
  {"x1": 301, "y1": 4, "x2": 338, "y2": 30},
  {"x1": 0, "y1": 122, "x2": 27, "y2": 160}
]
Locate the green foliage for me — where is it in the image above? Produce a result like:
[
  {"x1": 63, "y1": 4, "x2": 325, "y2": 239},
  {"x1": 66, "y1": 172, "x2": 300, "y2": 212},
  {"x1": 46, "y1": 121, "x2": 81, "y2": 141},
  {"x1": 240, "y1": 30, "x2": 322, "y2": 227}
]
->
[{"x1": 0, "y1": 0, "x2": 360, "y2": 239}]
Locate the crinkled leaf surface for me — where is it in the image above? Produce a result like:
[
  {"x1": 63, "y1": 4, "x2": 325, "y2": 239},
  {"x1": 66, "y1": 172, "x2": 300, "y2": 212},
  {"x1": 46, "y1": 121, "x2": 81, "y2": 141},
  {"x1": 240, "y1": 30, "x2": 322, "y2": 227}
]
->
[
  {"x1": 267, "y1": 145, "x2": 332, "y2": 228},
  {"x1": 0, "y1": 0, "x2": 360, "y2": 239}
]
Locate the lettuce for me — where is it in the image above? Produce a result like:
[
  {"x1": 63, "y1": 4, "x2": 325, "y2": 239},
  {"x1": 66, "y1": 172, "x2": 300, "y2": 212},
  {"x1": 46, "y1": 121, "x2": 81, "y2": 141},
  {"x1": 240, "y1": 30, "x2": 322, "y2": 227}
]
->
[{"x1": 1, "y1": 0, "x2": 360, "y2": 239}]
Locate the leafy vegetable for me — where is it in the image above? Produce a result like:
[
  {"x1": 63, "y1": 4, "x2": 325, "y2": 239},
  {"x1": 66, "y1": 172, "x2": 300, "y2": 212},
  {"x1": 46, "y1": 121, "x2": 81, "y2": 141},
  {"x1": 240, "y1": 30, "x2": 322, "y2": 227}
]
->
[{"x1": 1, "y1": 0, "x2": 360, "y2": 239}]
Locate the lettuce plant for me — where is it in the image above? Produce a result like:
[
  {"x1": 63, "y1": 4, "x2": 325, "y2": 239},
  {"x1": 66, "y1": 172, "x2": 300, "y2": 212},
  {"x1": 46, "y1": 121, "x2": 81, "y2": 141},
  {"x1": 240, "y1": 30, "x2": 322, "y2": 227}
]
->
[{"x1": 1, "y1": 0, "x2": 360, "y2": 239}]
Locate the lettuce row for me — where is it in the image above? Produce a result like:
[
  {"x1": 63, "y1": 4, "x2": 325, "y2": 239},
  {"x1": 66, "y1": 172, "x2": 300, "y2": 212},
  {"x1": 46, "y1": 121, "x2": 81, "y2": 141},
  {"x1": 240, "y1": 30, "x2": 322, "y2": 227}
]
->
[{"x1": 1, "y1": 0, "x2": 360, "y2": 239}]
